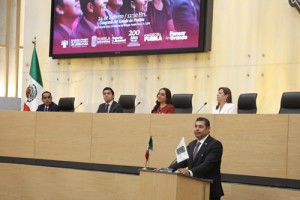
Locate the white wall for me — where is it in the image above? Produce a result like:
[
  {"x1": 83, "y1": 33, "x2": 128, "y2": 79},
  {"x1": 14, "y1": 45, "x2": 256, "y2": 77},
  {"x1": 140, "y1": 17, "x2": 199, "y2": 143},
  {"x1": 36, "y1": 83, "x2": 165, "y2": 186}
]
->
[{"x1": 21, "y1": 0, "x2": 300, "y2": 113}]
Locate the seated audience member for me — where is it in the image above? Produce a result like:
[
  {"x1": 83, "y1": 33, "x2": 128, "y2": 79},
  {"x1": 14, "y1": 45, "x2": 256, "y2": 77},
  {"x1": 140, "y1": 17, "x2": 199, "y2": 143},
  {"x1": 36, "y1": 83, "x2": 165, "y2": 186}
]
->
[
  {"x1": 211, "y1": 87, "x2": 237, "y2": 114},
  {"x1": 96, "y1": 87, "x2": 123, "y2": 113},
  {"x1": 75, "y1": 0, "x2": 108, "y2": 38},
  {"x1": 36, "y1": 91, "x2": 60, "y2": 112},
  {"x1": 171, "y1": 0, "x2": 199, "y2": 38},
  {"x1": 54, "y1": 0, "x2": 81, "y2": 43},
  {"x1": 152, "y1": 88, "x2": 175, "y2": 114}
]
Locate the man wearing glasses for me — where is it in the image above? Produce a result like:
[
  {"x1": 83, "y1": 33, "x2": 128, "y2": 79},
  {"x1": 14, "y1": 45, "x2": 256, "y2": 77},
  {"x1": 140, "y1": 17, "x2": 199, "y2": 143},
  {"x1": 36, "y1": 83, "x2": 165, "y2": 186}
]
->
[{"x1": 36, "y1": 91, "x2": 60, "y2": 112}]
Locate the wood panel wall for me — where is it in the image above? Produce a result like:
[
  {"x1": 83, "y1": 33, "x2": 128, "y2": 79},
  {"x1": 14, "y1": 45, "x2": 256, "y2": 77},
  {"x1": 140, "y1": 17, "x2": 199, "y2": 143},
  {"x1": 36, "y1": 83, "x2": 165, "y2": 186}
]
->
[
  {"x1": 1, "y1": 163, "x2": 300, "y2": 200},
  {"x1": 0, "y1": 111, "x2": 300, "y2": 180}
]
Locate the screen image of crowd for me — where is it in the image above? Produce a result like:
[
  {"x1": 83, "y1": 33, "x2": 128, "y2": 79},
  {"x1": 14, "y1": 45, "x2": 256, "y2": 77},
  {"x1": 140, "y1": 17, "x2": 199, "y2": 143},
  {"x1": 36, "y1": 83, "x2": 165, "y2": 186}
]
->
[{"x1": 52, "y1": 0, "x2": 201, "y2": 54}]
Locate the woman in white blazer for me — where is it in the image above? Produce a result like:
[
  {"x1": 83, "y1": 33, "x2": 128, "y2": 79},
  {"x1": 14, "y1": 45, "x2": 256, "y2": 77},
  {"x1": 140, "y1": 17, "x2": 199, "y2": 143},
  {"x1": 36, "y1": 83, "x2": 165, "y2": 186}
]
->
[{"x1": 212, "y1": 87, "x2": 237, "y2": 114}]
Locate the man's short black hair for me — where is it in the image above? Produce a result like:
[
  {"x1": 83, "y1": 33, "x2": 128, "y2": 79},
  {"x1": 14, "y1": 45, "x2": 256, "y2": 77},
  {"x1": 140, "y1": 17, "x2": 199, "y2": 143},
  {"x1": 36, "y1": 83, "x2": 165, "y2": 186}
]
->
[
  {"x1": 196, "y1": 117, "x2": 210, "y2": 127},
  {"x1": 80, "y1": 0, "x2": 96, "y2": 16},
  {"x1": 103, "y1": 87, "x2": 114, "y2": 95},
  {"x1": 42, "y1": 91, "x2": 52, "y2": 98},
  {"x1": 56, "y1": 0, "x2": 64, "y2": 7}
]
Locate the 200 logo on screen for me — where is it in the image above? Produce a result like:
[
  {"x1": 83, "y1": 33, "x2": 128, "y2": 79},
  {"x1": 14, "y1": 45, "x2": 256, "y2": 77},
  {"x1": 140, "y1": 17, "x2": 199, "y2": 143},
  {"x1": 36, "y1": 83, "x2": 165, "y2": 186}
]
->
[
  {"x1": 127, "y1": 30, "x2": 141, "y2": 47},
  {"x1": 289, "y1": 0, "x2": 300, "y2": 13}
]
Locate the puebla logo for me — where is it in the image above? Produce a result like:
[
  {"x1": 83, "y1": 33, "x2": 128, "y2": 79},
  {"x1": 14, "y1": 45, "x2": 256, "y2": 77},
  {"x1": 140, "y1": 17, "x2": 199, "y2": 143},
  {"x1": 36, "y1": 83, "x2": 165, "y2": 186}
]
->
[
  {"x1": 176, "y1": 146, "x2": 186, "y2": 155},
  {"x1": 289, "y1": 0, "x2": 300, "y2": 13},
  {"x1": 26, "y1": 84, "x2": 37, "y2": 102}
]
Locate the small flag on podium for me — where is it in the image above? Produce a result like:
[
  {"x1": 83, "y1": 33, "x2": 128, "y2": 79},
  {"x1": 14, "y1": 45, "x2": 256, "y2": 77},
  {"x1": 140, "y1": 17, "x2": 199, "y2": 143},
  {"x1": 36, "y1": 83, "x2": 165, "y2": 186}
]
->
[{"x1": 144, "y1": 136, "x2": 153, "y2": 169}]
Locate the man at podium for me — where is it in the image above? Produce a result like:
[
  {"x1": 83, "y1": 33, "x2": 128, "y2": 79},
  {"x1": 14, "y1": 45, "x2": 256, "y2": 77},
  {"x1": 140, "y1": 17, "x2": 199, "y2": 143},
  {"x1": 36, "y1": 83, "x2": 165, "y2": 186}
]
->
[{"x1": 155, "y1": 117, "x2": 224, "y2": 200}]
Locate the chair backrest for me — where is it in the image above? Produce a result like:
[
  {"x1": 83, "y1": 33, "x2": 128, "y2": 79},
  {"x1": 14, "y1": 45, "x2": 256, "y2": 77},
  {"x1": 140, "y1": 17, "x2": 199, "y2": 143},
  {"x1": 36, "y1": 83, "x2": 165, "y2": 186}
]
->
[
  {"x1": 58, "y1": 97, "x2": 75, "y2": 112},
  {"x1": 237, "y1": 93, "x2": 258, "y2": 114},
  {"x1": 279, "y1": 92, "x2": 300, "y2": 114},
  {"x1": 118, "y1": 95, "x2": 136, "y2": 113},
  {"x1": 172, "y1": 94, "x2": 193, "y2": 113}
]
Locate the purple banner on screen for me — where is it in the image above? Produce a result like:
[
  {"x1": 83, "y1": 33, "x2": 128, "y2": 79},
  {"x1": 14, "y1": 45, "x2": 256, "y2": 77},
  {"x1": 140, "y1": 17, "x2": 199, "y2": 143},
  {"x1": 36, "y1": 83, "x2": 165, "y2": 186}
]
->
[{"x1": 52, "y1": 0, "x2": 201, "y2": 55}]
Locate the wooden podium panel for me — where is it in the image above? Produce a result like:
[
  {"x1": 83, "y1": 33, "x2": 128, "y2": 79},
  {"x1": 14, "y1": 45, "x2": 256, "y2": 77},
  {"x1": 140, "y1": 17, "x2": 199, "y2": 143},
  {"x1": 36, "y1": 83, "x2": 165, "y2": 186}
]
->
[
  {"x1": 35, "y1": 112, "x2": 93, "y2": 163},
  {"x1": 0, "y1": 111, "x2": 36, "y2": 158},
  {"x1": 216, "y1": 114, "x2": 288, "y2": 178},
  {"x1": 91, "y1": 114, "x2": 150, "y2": 166},
  {"x1": 150, "y1": 114, "x2": 215, "y2": 167},
  {"x1": 140, "y1": 170, "x2": 210, "y2": 200},
  {"x1": 287, "y1": 115, "x2": 300, "y2": 180}
]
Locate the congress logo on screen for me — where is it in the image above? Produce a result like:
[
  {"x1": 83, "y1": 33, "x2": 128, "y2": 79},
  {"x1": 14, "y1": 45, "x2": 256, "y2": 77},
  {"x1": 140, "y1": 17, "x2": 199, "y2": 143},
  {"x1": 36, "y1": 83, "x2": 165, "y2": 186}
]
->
[{"x1": 289, "y1": 0, "x2": 300, "y2": 13}]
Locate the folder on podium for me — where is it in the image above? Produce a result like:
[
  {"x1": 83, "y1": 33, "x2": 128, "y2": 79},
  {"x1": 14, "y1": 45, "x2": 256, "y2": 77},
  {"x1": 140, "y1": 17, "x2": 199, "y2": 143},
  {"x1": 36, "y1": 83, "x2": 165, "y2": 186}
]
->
[{"x1": 139, "y1": 169, "x2": 213, "y2": 200}]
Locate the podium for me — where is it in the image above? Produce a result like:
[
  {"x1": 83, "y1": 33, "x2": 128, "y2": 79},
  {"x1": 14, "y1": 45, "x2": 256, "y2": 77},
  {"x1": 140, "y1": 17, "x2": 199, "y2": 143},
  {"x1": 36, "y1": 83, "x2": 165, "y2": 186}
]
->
[{"x1": 139, "y1": 170, "x2": 213, "y2": 200}]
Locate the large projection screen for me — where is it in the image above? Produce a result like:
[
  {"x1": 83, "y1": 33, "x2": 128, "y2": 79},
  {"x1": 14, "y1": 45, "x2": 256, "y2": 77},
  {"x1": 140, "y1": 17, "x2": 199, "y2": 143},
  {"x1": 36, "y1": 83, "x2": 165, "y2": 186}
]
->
[{"x1": 49, "y1": 0, "x2": 210, "y2": 58}]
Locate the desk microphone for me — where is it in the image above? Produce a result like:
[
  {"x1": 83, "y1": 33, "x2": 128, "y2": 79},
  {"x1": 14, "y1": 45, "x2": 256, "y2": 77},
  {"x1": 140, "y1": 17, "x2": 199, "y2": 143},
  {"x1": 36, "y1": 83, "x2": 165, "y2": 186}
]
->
[
  {"x1": 74, "y1": 102, "x2": 83, "y2": 111},
  {"x1": 130, "y1": 102, "x2": 141, "y2": 113},
  {"x1": 19, "y1": 100, "x2": 29, "y2": 111},
  {"x1": 195, "y1": 102, "x2": 207, "y2": 114}
]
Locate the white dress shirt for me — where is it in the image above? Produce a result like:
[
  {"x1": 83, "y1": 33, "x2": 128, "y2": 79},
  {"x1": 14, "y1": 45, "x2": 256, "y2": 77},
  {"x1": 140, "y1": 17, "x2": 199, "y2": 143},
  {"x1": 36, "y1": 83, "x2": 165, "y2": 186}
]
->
[
  {"x1": 188, "y1": 134, "x2": 210, "y2": 177},
  {"x1": 106, "y1": 100, "x2": 113, "y2": 113},
  {"x1": 211, "y1": 103, "x2": 237, "y2": 114}
]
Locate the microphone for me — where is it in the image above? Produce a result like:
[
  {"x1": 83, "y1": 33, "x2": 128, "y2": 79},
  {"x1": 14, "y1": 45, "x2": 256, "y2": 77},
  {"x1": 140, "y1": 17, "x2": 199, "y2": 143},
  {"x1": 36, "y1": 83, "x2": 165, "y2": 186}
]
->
[
  {"x1": 19, "y1": 100, "x2": 29, "y2": 111},
  {"x1": 74, "y1": 102, "x2": 83, "y2": 111},
  {"x1": 195, "y1": 102, "x2": 207, "y2": 114},
  {"x1": 130, "y1": 102, "x2": 141, "y2": 113},
  {"x1": 162, "y1": 146, "x2": 189, "y2": 173}
]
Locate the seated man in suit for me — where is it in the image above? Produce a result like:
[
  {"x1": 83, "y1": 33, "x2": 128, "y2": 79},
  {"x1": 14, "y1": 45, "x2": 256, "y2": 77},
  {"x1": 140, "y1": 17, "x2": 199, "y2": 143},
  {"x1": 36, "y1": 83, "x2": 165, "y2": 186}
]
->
[
  {"x1": 155, "y1": 117, "x2": 224, "y2": 200},
  {"x1": 96, "y1": 87, "x2": 123, "y2": 113},
  {"x1": 53, "y1": 0, "x2": 81, "y2": 44},
  {"x1": 36, "y1": 91, "x2": 60, "y2": 112},
  {"x1": 75, "y1": 0, "x2": 108, "y2": 38}
]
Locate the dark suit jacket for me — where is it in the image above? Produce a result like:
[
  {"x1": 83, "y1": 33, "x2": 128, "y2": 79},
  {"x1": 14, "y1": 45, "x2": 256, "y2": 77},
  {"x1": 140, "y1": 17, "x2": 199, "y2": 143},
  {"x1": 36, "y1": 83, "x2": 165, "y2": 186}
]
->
[
  {"x1": 96, "y1": 101, "x2": 123, "y2": 113},
  {"x1": 75, "y1": 16, "x2": 105, "y2": 39},
  {"x1": 53, "y1": 24, "x2": 73, "y2": 46},
  {"x1": 36, "y1": 102, "x2": 60, "y2": 112},
  {"x1": 103, "y1": 10, "x2": 125, "y2": 37},
  {"x1": 172, "y1": 0, "x2": 199, "y2": 35},
  {"x1": 169, "y1": 135, "x2": 224, "y2": 198}
]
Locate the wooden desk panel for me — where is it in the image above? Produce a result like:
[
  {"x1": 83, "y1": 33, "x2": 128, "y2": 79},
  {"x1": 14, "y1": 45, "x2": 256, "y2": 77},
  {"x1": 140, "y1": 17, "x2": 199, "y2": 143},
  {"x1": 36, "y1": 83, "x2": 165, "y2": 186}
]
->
[
  {"x1": 150, "y1": 114, "x2": 215, "y2": 168},
  {"x1": 0, "y1": 111, "x2": 36, "y2": 158},
  {"x1": 35, "y1": 112, "x2": 93, "y2": 163},
  {"x1": 231, "y1": 184, "x2": 300, "y2": 200},
  {"x1": 116, "y1": 174, "x2": 139, "y2": 200},
  {"x1": 20, "y1": 164, "x2": 117, "y2": 200},
  {"x1": 215, "y1": 114, "x2": 288, "y2": 178},
  {"x1": 0, "y1": 163, "x2": 22, "y2": 200},
  {"x1": 91, "y1": 114, "x2": 150, "y2": 166},
  {"x1": 287, "y1": 115, "x2": 300, "y2": 180}
]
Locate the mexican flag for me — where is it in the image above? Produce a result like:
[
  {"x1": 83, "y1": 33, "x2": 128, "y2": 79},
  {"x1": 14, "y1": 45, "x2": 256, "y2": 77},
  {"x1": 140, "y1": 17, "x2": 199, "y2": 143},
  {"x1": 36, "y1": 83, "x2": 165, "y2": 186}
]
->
[
  {"x1": 23, "y1": 42, "x2": 43, "y2": 111},
  {"x1": 145, "y1": 136, "x2": 153, "y2": 161}
]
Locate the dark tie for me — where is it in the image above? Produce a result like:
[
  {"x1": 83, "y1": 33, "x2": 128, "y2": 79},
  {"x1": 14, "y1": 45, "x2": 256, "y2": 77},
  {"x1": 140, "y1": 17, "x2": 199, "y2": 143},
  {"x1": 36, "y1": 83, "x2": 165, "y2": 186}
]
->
[
  {"x1": 193, "y1": 141, "x2": 201, "y2": 160},
  {"x1": 105, "y1": 104, "x2": 109, "y2": 113}
]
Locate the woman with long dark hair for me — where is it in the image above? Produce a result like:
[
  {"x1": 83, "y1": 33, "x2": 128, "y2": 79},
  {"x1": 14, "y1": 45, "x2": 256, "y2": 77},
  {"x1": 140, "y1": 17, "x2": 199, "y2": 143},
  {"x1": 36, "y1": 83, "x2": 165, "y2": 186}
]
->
[
  {"x1": 211, "y1": 87, "x2": 236, "y2": 114},
  {"x1": 147, "y1": 0, "x2": 175, "y2": 37},
  {"x1": 152, "y1": 88, "x2": 175, "y2": 114}
]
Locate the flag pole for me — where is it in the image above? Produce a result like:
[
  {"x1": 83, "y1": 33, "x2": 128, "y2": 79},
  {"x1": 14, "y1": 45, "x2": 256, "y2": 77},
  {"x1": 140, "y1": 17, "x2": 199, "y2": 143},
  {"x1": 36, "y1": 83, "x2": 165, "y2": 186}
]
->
[{"x1": 143, "y1": 159, "x2": 148, "y2": 170}]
